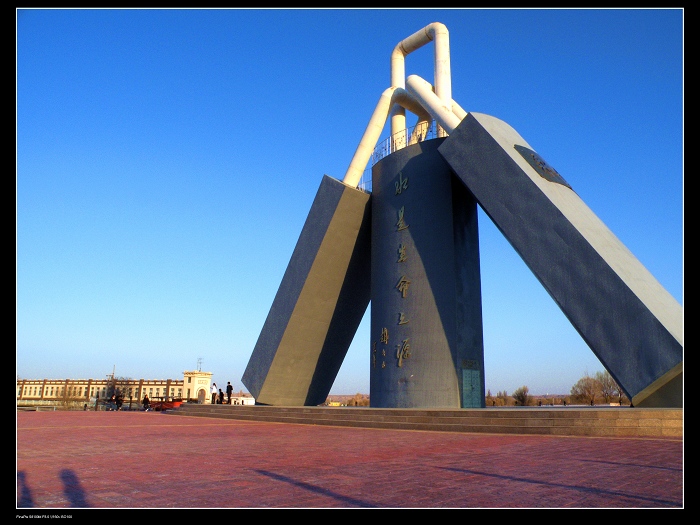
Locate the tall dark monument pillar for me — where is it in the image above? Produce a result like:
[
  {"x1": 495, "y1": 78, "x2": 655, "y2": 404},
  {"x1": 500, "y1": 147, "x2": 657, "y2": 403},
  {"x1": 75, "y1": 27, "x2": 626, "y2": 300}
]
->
[{"x1": 370, "y1": 139, "x2": 485, "y2": 408}]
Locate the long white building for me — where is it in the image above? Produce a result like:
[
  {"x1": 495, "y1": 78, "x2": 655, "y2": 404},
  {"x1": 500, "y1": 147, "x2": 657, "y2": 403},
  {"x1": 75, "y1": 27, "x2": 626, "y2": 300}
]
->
[{"x1": 17, "y1": 370, "x2": 255, "y2": 408}]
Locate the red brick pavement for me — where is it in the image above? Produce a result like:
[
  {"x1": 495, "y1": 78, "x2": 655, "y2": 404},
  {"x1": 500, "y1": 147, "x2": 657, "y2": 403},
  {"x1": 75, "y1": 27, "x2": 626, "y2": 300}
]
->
[{"x1": 16, "y1": 411, "x2": 683, "y2": 511}]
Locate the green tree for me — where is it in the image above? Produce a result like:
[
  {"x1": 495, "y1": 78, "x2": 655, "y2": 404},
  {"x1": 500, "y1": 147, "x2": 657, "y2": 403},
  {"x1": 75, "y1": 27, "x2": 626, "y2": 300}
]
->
[{"x1": 512, "y1": 386, "x2": 530, "y2": 406}]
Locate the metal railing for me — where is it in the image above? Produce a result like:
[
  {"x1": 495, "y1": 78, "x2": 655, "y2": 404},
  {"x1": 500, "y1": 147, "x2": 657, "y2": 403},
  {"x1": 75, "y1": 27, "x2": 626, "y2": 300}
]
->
[{"x1": 358, "y1": 120, "x2": 439, "y2": 193}]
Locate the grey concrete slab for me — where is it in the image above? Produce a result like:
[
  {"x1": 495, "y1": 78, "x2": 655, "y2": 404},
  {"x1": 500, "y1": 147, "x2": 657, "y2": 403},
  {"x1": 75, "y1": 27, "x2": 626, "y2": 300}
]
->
[
  {"x1": 438, "y1": 113, "x2": 683, "y2": 407},
  {"x1": 242, "y1": 175, "x2": 371, "y2": 406}
]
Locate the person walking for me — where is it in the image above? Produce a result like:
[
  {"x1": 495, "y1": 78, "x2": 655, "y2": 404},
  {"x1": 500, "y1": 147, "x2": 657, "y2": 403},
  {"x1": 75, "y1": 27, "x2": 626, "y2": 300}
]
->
[
  {"x1": 226, "y1": 382, "x2": 233, "y2": 405},
  {"x1": 210, "y1": 383, "x2": 218, "y2": 404},
  {"x1": 142, "y1": 394, "x2": 150, "y2": 411}
]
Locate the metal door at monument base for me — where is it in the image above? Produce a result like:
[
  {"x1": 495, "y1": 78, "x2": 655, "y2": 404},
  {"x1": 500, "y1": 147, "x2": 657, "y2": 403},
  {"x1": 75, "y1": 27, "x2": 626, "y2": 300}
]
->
[{"x1": 462, "y1": 368, "x2": 481, "y2": 408}]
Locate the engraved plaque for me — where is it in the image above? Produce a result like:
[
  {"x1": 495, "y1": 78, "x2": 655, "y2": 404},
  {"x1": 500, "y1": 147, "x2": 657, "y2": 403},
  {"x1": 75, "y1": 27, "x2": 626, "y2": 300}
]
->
[{"x1": 514, "y1": 144, "x2": 572, "y2": 189}]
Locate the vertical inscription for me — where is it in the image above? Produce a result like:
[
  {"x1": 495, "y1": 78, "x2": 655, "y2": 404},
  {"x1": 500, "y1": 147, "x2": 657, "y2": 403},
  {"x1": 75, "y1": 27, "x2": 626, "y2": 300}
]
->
[
  {"x1": 394, "y1": 171, "x2": 408, "y2": 194},
  {"x1": 396, "y1": 276, "x2": 411, "y2": 298},
  {"x1": 397, "y1": 243, "x2": 407, "y2": 263},
  {"x1": 396, "y1": 206, "x2": 409, "y2": 232},
  {"x1": 394, "y1": 171, "x2": 413, "y2": 368},
  {"x1": 396, "y1": 338, "x2": 411, "y2": 367}
]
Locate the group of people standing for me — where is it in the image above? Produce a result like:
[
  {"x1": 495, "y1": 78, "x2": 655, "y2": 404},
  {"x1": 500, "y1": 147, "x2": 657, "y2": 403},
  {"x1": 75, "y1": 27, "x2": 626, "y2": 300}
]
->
[
  {"x1": 109, "y1": 392, "x2": 124, "y2": 410},
  {"x1": 210, "y1": 381, "x2": 234, "y2": 404}
]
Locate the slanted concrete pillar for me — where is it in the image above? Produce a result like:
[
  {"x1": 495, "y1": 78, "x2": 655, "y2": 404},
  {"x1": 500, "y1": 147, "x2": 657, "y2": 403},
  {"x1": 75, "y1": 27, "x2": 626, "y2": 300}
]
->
[
  {"x1": 439, "y1": 113, "x2": 682, "y2": 407},
  {"x1": 242, "y1": 175, "x2": 371, "y2": 406}
]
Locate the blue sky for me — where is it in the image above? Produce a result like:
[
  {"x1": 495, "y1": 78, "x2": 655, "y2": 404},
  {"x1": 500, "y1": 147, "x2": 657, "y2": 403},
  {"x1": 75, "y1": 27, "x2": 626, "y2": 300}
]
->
[{"x1": 17, "y1": 8, "x2": 683, "y2": 396}]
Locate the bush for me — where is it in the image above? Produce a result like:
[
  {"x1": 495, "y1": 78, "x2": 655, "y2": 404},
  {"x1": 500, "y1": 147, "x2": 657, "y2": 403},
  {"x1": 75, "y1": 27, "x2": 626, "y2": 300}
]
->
[{"x1": 512, "y1": 386, "x2": 530, "y2": 406}]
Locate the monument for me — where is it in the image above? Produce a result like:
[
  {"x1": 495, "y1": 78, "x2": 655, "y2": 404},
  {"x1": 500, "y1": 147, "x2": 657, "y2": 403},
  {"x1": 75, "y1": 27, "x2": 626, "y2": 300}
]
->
[{"x1": 242, "y1": 22, "x2": 682, "y2": 409}]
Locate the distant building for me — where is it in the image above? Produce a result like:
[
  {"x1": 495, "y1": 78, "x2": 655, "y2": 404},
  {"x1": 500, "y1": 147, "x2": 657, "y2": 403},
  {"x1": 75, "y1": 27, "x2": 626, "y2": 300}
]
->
[
  {"x1": 228, "y1": 395, "x2": 256, "y2": 406},
  {"x1": 16, "y1": 370, "x2": 254, "y2": 408}
]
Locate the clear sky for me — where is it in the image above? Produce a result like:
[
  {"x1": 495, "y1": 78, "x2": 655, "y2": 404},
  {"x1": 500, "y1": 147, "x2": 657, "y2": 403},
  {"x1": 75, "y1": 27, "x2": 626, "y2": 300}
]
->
[{"x1": 17, "y1": 8, "x2": 683, "y2": 396}]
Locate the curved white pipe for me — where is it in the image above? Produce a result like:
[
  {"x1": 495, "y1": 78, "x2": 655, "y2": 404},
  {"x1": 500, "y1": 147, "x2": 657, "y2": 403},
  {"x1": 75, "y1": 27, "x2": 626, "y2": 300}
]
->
[
  {"x1": 342, "y1": 87, "x2": 397, "y2": 188},
  {"x1": 342, "y1": 87, "x2": 420, "y2": 188},
  {"x1": 341, "y1": 23, "x2": 460, "y2": 189},
  {"x1": 406, "y1": 74, "x2": 462, "y2": 134},
  {"x1": 390, "y1": 22, "x2": 452, "y2": 138},
  {"x1": 451, "y1": 100, "x2": 467, "y2": 121},
  {"x1": 393, "y1": 90, "x2": 433, "y2": 150},
  {"x1": 342, "y1": 76, "x2": 466, "y2": 188}
]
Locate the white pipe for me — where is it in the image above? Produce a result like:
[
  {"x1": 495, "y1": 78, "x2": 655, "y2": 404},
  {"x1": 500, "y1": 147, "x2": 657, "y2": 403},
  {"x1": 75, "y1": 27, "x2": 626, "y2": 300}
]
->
[
  {"x1": 341, "y1": 23, "x2": 460, "y2": 189},
  {"x1": 342, "y1": 87, "x2": 400, "y2": 188},
  {"x1": 342, "y1": 87, "x2": 425, "y2": 188},
  {"x1": 342, "y1": 77, "x2": 465, "y2": 188},
  {"x1": 451, "y1": 100, "x2": 467, "y2": 121},
  {"x1": 406, "y1": 75, "x2": 462, "y2": 134},
  {"x1": 393, "y1": 90, "x2": 432, "y2": 151},
  {"x1": 390, "y1": 22, "x2": 452, "y2": 138},
  {"x1": 394, "y1": 90, "x2": 433, "y2": 122}
]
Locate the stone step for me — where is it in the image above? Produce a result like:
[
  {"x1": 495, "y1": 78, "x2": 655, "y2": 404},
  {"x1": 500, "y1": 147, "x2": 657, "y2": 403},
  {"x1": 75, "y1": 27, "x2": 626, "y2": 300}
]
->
[{"x1": 165, "y1": 404, "x2": 682, "y2": 439}]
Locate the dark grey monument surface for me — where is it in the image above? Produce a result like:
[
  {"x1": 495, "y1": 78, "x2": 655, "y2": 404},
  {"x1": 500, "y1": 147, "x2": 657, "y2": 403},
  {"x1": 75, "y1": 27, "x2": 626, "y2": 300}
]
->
[
  {"x1": 370, "y1": 139, "x2": 484, "y2": 408},
  {"x1": 438, "y1": 113, "x2": 682, "y2": 407},
  {"x1": 241, "y1": 175, "x2": 371, "y2": 406}
]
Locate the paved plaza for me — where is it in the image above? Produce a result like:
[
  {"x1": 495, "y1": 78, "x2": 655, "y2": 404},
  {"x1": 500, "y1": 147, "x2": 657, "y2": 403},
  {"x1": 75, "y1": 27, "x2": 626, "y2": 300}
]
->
[{"x1": 16, "y1": 410, "x2": 683, "y2": 511}]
